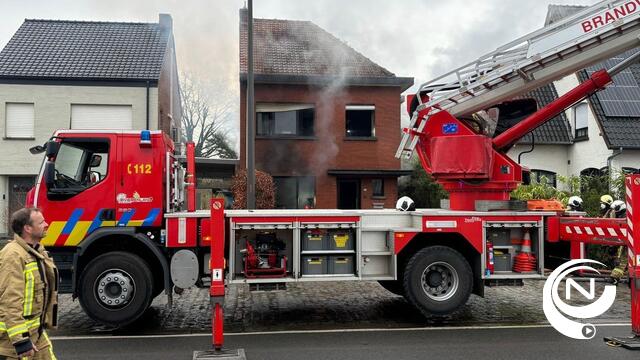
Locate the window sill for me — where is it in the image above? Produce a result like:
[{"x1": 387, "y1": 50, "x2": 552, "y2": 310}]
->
[
  {"x1": 3, "y1": 137, "x2": 35, "y2": 140},
  {"x1": 371, "y1": 195, "x2": 386, "y2": 200},
  {"x1": 344, "y1": 136, "x2": 377, "y2": 141},
  {"x1": 256, "y1": 135, "x2": 317, "y2": 140},
  {"x1": 573, "y1": 136, "x2": 589, "y2": 142}
]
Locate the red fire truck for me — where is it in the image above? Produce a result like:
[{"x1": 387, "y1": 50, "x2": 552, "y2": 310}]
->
[{"x1": 24, "y1": 0, "x2": 640, "y2": 350}]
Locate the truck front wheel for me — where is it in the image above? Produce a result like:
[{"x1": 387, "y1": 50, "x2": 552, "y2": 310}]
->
[
  {"x1": 78, "y1": 251, "x2": 154, "y2": 327},
  {"x1": 403, "y1": 246, "x2": 472, "y2": 316}
]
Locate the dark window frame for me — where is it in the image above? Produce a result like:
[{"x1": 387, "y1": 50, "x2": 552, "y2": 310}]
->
[
  {"x1": 531, "y1": 169, "x2": 557, "y2": 188},
  {"x1": 273, "y1": 176, "x2": 316, "y2": 209},
  {"x1": 256, "y1": 107, "x2": 315, "y2": 138},
  {"x1": 573, "y1": 102, "x2": 589, "y2": 141}
]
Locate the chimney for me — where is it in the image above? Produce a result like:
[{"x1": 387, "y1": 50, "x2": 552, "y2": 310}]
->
[{"x1": 159, "y1": 13, "x2": 173, "y2": 31}]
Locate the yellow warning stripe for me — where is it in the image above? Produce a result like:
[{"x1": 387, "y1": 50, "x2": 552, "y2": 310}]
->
[
  {"x1": 23, "y1": 268, "x2": 35, "y2": 316},
  {"x1": 65, "y1": 221, "x2": 91, "y2": 246},
  {"x1": 43, "y1": 218, "x2": 150, "y2": 247},
  {"x1": 41, "y1": 222, "x2": 65, "y2": 247}
]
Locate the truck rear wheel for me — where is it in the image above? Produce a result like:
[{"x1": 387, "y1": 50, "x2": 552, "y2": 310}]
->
[
  {"x1": 403, "y1": 246, "x2": 472, "y2": 316},
  {"x1": 78, "y1": 251, "x2": 154, "y2": 327}
]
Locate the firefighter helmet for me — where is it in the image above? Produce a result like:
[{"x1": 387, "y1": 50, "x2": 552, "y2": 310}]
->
[
  {"x1": 611, "y1": 200, "x2": 626, "y2": 217},
  {"x1": 600, "y1": 194, "x2": 613, "y2": 211},
  {"x1": 396, "y1": 196, "x2": 415, "y2": 211},
  {"x1": 567, "y1": 196, "x2": 583, "y2": 211}
]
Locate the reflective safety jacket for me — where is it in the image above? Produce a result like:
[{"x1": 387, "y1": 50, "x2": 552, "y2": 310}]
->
[{"x1": 0, "y1": 235, "x2": 58, "y2": 357}]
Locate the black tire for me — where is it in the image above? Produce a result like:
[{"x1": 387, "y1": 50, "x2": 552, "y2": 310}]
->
[
  {"x1": 403, "y1": 246, "x2": 473, "y2": 316},
  {"x1": 378, "y1": 280, "x2": 405, "y2": 296},
  {"x1": 78, "y1": 251, "x2": 154, "y2": 327}
]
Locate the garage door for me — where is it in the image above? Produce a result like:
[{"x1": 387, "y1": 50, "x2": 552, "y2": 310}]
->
[{"x1": 71, "y1": 104, "x2": 133, "y2": 130}]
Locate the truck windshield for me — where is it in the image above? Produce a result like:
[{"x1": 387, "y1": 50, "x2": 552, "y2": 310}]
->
[{"x1": 51, "y1": 139, "x2": 109, "y2": 191}]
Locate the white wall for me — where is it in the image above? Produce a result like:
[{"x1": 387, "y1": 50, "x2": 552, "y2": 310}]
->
[
  {"x1": 0, "y1": 84, "x2": 159, "y2": 175},
  {"x1": 507, "y1": 144, "x2": 569, "y2": 187},
  {"x1": 554, "y1": 74, "x2": 613, "y2": 174}
]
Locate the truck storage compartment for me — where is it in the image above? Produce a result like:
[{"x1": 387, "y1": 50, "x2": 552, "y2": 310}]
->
[
  {"x1": 484, "y1": 222, "x2": 543, "y2": 278},
  {"x1": 302, "y1": 256, "x2": 328, "y2": 275},
  {"x1": 302, "y1": 229, "x2": 328, "y2": 250},
  {"x1": 329, "y1": 255, "x2": 355, "y2": 275},
  {"x1": 328, "y1": 229, "x2": 354, "y2": 250},
  {"x1": 233, "y1": 229, "x2": 294, "y2": 279}
]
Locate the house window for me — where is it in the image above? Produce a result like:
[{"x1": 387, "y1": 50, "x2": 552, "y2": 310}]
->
[
  {"x1": 256, "y1": 103, "x2": 314, "y2": 137},
  {"x1": 531, "y1": 169, "x2": 557, "y2": 187},
  {"x1": 372, "y1": 178, "x2": 384, "y2": 197},
  {"x1": 5, "y1": 103, "x2": 35, "y2": 138},
  {"x1": 346, "y1": 105, "x2": 375, "y2": 138},
  {"x1": 273, "y1": 176, "x2": 315, "y2": 209},
  {"x1": 573, "y1": 102, "x2": 588, "y2": 141}
]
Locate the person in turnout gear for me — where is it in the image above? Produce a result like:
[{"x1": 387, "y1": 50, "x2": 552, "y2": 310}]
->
[
  {"x1": 0, "y1": 208, "x2": 58, "y2": 359},
  {"x1": 610, "y1": 200, "x2": 628, "y2": 285},
  {"x1": 600, "y1": 194, "x2": 614, "y2": 218}
]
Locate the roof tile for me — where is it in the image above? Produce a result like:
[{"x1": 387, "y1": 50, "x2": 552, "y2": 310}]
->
[
  {"x1": 0, "y1": 19, "x2": 170, "y2": 80},
  {"x1": 239, "y1": 16, "x2": 395, "y2": 78}
]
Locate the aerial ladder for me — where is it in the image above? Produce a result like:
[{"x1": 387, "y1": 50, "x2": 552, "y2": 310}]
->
[{"x1": 397, "y1": 0, "x2": 640, "y2": 161}]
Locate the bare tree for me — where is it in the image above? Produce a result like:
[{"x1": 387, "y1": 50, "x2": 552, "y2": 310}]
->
[{"x1": 180, "y1": 72, "x2": 237, "y2": 158}]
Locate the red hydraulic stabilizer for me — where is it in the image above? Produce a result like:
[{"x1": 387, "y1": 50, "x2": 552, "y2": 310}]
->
[
  {"x1": 195, "y1": 198, "x2": 246, "y2": 358},
  {"x1": 407, "y1": 58, "x2": 640, "y2": 211},
  {"x1": 186, "y1": 142, "x2": 196, "y2": 212}
]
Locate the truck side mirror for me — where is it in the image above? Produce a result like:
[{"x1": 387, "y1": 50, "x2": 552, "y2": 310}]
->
[
  {"x1": 44, "y1": 161, "x2": 55, "y2": 187},
  {"x1": 89, "y1": 154, "x2": 102, "y2": 168},
  {"x1": 45, "y1": 141, "x2": 60, "y2": 158}
]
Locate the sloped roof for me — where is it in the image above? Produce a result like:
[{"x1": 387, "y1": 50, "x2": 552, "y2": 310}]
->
[
  {"x1": 0, "y1": 19, "x2": 171, "y2": 81},
  {"x1": 239, "y1": 10, "x2": 412, "y2": 89},
  {"x1": 519, "y1": 84, "x2": 572, "y2": 144},
  {"x1": 547, "y1": 5, "x2": 640, "y2": 149}
]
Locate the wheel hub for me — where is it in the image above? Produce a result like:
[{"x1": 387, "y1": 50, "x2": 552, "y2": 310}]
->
[
  {"x1": 96, "y1": 270, "x2": 134, "y2": 308},
  {"x1": 421, "y1": 262, "x2": 459, "y2": 302}
]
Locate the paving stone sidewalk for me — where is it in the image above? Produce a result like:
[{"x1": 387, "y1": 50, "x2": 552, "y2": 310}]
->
[{"x1": 51, "y1": 279, "x2": 632, "y2": 336}]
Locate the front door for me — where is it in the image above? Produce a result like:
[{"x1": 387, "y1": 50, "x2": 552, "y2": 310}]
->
[
  {"x1": 7, "y1": 176, "x2": 36, "y2": 234},
  {"x1": 337, "y1": 179, "x2": 360, "y2": 209}
]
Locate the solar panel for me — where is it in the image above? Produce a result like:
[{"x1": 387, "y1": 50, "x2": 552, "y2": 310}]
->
[{"x1": 586, "y1": 49, "x2": 640, "y2": 117}]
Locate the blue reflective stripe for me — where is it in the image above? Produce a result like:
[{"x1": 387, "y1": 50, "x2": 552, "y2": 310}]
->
[
  {"x1": 118, "y1": 210, "x2": 135, "y2": 226},
  {"x1": 142, "y1": 208, "x2": 160, "y2": 226},
  {"x1": 61, "y1": 209, "x2": 84, "y2": 235},
  {"x1": 87, "y1": 209, "x2": 105, "y2": 233}
]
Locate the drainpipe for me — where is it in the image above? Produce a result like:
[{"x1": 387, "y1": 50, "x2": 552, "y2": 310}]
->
[
  {"x1": 146, "y1": 80, "x2": 150, "y2": 130},
  {"x1": 607, "y1": 147, "x2": 623, "y2": 194}
]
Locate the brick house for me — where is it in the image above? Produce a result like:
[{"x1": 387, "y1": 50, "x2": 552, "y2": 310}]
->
[
  {"x1": 0, "y1": 15, "x2": 181, "y2": 235},
  {"x1": 239, "y1": 9, "x2": 413, "y2": 209}
]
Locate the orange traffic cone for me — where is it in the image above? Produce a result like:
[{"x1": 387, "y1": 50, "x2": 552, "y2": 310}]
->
[{"x1": 513, "y1": 229, "x2": 537, "y2": 272}]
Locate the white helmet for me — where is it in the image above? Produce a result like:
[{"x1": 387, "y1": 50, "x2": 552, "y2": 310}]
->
[
  {"x1": 612, "y1": 200, "x2": 626, "y2": 213},
  {"x1": 567, "y1": 196, "x2": 583, "y2": 210},
  {"x1": 396, "y1": 196, "x2": 415, "y2": 211}
]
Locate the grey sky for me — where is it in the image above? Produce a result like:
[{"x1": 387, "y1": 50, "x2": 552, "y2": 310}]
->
[{"x1": 0, "y1": 0, "x2": 600, "y2": 139}]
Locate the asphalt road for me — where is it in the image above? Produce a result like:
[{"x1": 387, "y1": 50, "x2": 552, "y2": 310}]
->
[{"x1": 51, "y1": 324, "x2": 639, "y2": 360}]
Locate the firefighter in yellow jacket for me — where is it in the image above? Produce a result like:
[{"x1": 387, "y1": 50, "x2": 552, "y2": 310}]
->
[{"x1": 0, "y1": 208, "x2": 58, "y2": 359}]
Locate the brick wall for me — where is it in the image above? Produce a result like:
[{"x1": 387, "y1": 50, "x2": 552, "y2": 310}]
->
[{"x1": 239, "y1": 82, "x2": 403, "y2": 209}]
